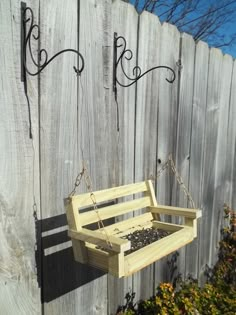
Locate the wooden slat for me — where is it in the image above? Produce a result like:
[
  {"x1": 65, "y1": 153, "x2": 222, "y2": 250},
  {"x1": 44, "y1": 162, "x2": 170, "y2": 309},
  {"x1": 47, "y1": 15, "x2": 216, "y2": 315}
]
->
[
  {"x1": 71, "y1": 181, "x2": 149, "y2": 209},
  {"x1": 111, "y1": 222, "x2": 153, "y2": 238},
  {"x1": 187, "y1": 40, "x2": 209, "y2": 278},
  {"x1": 0, "y1": 0, "x2": 41, "y2": 313},
  {"x1": 78, "y1": 0, "x2": 116, "y2": 313},
  {"x1": 87, "y1": 248, "x2": 109, "y2": 271},
  {"x1": 125, "y1": 227, "x2": 193, "y2": 276},
  {"x1": 152, "y1": 221, "x2": 183, "y2": 232},
  {"x1": 199, "y1": 48, "x2": 224, "y2": 284},
  {"x1": 209, "y1": 53, "x2": 233, "y2": 265},
  {"x1": 39, "y1": 0, "x2": 80, "y2": 312},
  {"x1": 109, "y1": 253, "x2": 125, "y2": 277},
  {"x1": 69, "y1": 228, "x2": 131, "y2": 253},
  {"x1": 79, "y1": 196, "x2": 152, "y2": 226},
  {"x1": 172, "y1": 32, "x2": 196, "y2": 279},
  {"x1": 108, "y1": 0, "x2": 139, "y2": 312},
  {"x1": 133, "y1": 9, "x2": 161, "y2": 300},
  {"x1": 155, "y1": 20, "x2": 180, "y2": 284},
  {"x1": 103, "y1": 212, "x2": 154, "y2": 235},
  {"x1": 149, "y1": 205, "x2": 201, "y2": 219},
  {"x1": 226, "y1": 60, "x2": 236, "y2": 208}
]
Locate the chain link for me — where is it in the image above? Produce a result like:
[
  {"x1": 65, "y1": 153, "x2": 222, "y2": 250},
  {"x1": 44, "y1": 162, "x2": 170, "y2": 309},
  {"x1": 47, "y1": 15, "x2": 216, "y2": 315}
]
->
[
  {"x1": 83, "y1": 164, "x2": 113, "y2": 248},
  {"x1": 69, "y1": 161, "x2": 112, "y2": 249},
  {"x1": 152, "y1": 155, "x2": 196, "y2": 209},
  {"x1": 69, "y1": 167, "x2": 86, "y2": 197}
]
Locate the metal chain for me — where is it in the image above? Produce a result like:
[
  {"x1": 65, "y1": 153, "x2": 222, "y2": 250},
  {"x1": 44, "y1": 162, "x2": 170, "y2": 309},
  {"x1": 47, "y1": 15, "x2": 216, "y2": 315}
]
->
[
  {"x1": 169, "y1": 156, "x2": 196, "y2": 209},
  {"x1": 69, "y1": 161, "x2": 112, "y2": 249},
  {"x1": 154, "y1": 159, "x2": 170, "y2": 179},
  {"x1": 69, "y1": 166, "x2": 86, "y2": 197},
  {"x1": 83, "y1": 163, "x2": 113, "y2": 249},
  {"x1": 152, "y1": 155, "x2": 196, "y2": 209}
]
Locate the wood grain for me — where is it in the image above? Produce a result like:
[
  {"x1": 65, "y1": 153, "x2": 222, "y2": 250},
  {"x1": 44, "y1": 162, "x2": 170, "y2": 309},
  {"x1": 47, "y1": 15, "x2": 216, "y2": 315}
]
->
[
  {"x1": 39, "y1": 0, "x2": 81, "y2": 313},
  {"x1": 133, "y1": 10, "x2": 162, "y2": 301},
  {"x1": 108, "y1": 0, "x2": 139, "y2": 313},
  {"x1": 226, "y1": 60, "x2": 236, "y2": 209},
  {"x1": 209, "y1": 53, "x2": 233, "y2": 266},
  {"x1": 198, "y1": 48, "x2": 224, "y2": 284},
  {"x1": 155, "y1": 21, "x2": 180, "y2": 284},
  {"x1": 187, "y1": 40, "x2": 209, "y2": 279},
  {"x1": 78, "y1": 0, "x2": 116, "y2": 313},
  {"x1": 0, "y1": 0, "x2": 41, "y2": 314},
  {"x1": 173, "y1": 32, "x2": 195, "y2": 278}
]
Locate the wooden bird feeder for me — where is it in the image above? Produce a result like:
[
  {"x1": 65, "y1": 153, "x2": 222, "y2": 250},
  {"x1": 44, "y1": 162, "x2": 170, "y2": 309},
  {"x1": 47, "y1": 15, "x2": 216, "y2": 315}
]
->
[{"x1": 65, "y1": 180, "x2": 201, "y2": 278}]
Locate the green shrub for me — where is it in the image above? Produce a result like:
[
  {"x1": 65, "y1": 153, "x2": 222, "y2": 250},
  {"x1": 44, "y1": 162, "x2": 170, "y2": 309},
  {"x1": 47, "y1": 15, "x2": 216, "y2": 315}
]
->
[{"x1": 116, "y1": 205, "x2": 236, "y2": 315}]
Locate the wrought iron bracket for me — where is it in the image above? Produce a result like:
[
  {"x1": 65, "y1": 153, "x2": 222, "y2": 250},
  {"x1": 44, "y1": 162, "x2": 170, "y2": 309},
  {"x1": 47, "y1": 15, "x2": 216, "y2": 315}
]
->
[
  {"x1": 113, "y1": 32, "x2": 176, "y2": 98},
  {"x1": 20, "y1": 2, "x2": 84, "y2": 82}
]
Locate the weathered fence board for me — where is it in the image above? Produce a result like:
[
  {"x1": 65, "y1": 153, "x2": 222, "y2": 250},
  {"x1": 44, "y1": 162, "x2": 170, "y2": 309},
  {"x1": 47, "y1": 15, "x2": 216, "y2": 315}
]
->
[
  {"x1": 199, "y1": 48, "x2": 224, "y2": 283},
  {"x1": 133, "y1": 10, "x2": 161, "y2": 300},
  {"x1": 78, "y1": 0, "x2": 116, "y2": 313},
  {"x1": 0, "y1": 0, "x2": 41, "y2": 314},
  {"x1": 174, "y1": 33, "x2": 195, "y2": 279},
  {"x1": 39, "y1": 0, "x2": 80, "y2": 313},
  {"x1": 209, "y1": 53, "x2": 233, "y2": 264},
  {"x1": 226, "y1": 60, "x2": 236, "y2": 209},
  {"x1": 155, "y1": 21, "x2": 180, "y2": 284},
  {"x1": 187, "y1": 40, "x2": 209, "y2": 278},
  {"x1": 108, "y1": 1, "x2": 138, "y2": 313}
]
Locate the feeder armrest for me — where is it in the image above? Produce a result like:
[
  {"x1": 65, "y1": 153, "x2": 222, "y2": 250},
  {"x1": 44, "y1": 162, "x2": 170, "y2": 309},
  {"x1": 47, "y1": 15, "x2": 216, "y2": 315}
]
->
[
  {"x1": 149, "y1": 205, "x2": 202, "y2": 219},
  {"x1": 68, "y1": 228, "x2": 131, "y2": 253}
]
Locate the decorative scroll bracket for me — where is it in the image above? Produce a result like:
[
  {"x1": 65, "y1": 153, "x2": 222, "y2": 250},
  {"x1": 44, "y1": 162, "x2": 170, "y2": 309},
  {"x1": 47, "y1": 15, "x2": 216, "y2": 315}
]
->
[
  {"x1": 113, "y1": 32, "x2": 176, "y2": 99},
  {"x1": 20, "y1": 1, "x2": 84, "y2": 82}
]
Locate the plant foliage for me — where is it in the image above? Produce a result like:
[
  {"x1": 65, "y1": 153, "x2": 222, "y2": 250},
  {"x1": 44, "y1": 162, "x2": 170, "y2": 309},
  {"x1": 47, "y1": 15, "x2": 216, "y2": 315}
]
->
[{"x1": 116, "y1": 205, "x2": 236, "y2": 315}]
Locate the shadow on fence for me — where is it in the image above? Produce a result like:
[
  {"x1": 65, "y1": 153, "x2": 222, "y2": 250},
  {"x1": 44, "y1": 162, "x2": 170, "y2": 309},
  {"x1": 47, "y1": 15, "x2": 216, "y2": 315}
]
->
[{"x1": 34, "y1": 212, "x2": 105, "y2": 303}]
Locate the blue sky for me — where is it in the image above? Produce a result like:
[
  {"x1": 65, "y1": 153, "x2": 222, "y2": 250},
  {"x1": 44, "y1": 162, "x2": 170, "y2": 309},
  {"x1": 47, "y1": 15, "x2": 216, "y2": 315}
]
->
[{"x1": 129, "y1": 0, "x2": 236, "y2": 59}]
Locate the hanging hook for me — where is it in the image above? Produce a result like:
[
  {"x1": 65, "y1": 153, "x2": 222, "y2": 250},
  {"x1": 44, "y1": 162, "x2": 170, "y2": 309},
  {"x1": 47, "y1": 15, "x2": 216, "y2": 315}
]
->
[
  {"x1": 21, "y1": 2, "x2": 85, "y2": 82},
  {"x1": 113, "y1": 32, "x2": 176, "y2": 95}
]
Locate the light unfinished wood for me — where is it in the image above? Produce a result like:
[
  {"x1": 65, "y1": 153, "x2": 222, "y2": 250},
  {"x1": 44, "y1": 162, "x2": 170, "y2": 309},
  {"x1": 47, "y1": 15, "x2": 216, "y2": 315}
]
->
[
  {"x1": 149, "y1": 205, "x2": 201, "y2": 219},
  {"x1": 72, "y1": 181, "x2": 148, "y2": 209},
  {"x1": 152, "y1": 220, "x2": 184, "y2": 232},
  {"x1": 87, "y1": 248, "x2": 109, "y2": 270},
  {"x1": 69, "y1": 228, "x2": 131, "y2": 253},
  {"x1": 109, "y1": 253, "x2": 125, "y2": 277},
  {"x1": 67, "y1": 180, "x2": 201, "y2": 278},
  {"x1": 185, "y1": 218, "x2": 197, "y2": 238},
  {"x1": 65, "y1": 198, "x2": 81, "y2": 230},
  {"x1": 124, "y1": 227, "x2": 194, "y2": 276},
  {"x1": 79, "y1": 196, "x2": 152, "y2": 226},
  {"x1": 71, "y1": 239, "x2": 88, "y2": 263},
  {"x1": 102, "y1": 212, "x2": 153, "y2": 235}
]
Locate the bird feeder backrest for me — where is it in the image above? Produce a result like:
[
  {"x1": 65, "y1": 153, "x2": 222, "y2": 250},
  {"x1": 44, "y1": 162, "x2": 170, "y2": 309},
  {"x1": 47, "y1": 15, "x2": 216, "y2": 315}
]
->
[{"x1": 66, "y1": 180, "x2": 157, "y2": 230}]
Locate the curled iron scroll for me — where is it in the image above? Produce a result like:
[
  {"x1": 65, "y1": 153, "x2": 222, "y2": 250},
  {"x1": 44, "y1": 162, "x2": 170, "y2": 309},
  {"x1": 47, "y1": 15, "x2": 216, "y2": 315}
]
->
[
  {"x1": 113, "y1": 32, "x2": 176, "y2": 97},
  {"x1": 20, "y1": 2, "x2": 84, "y2": 139},
  {"x1": 21, "y1": 3, "x2": 84, "y2": 81}
]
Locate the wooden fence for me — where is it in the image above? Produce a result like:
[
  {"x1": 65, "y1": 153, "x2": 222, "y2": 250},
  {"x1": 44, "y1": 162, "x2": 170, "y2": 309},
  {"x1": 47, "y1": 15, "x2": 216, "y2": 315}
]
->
[{"x1": 1, "y1": 0, "x2": 236, "y2": 314}]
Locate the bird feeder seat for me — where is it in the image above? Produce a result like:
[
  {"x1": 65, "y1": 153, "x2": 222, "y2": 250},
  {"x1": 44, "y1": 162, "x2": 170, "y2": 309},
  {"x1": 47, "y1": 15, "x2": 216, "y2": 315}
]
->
[{"x1": 65, "y1": 180, "x2": 201, "y2": 278}]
